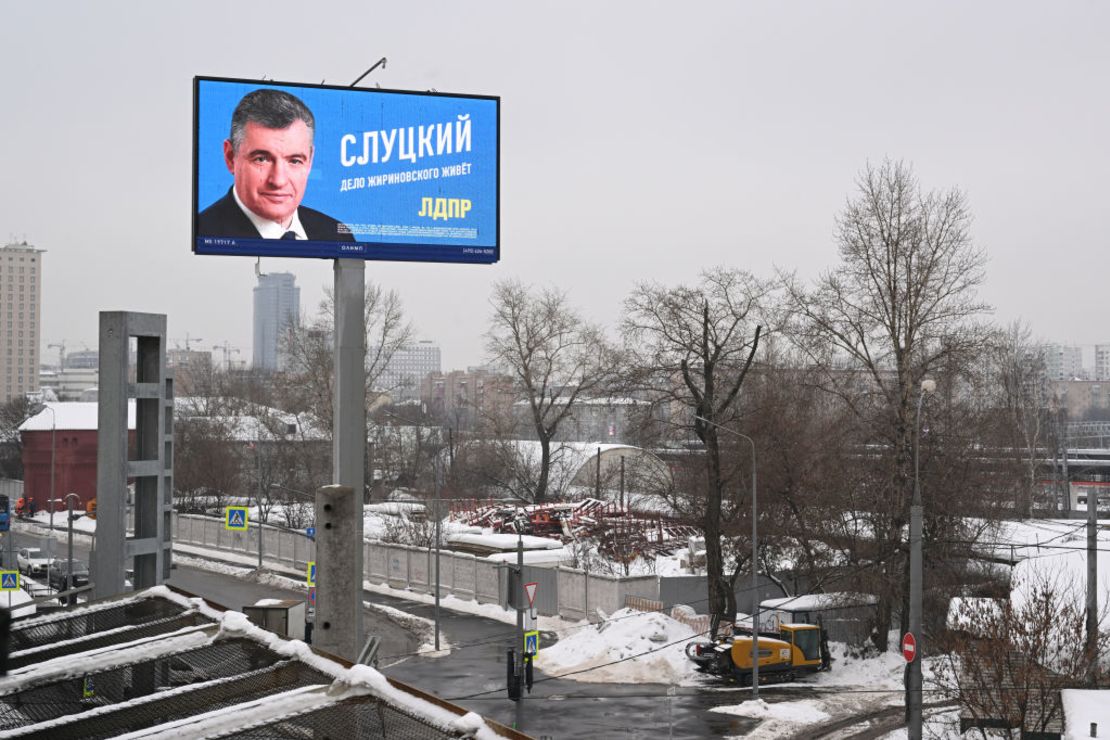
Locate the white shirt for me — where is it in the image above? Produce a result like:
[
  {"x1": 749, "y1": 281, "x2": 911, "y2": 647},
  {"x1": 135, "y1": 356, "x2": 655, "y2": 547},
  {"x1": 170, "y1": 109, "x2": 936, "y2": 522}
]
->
[{"x1": 232, "y1": 188, "x2": 308, "y2": 240}]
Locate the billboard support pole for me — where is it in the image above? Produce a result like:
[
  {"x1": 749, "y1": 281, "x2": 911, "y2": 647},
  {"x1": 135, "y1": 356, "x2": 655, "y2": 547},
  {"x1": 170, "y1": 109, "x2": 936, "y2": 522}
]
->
[{"x1": 314, "y1": 259, "x2": 366, "y2": 662}]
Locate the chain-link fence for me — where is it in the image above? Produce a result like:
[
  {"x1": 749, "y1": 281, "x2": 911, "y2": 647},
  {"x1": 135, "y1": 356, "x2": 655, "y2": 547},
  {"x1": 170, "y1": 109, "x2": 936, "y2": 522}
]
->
[
  {"x1": 213, "y1": 696, "x2": 470, "y2": 740},
  {"x1": 9, "y1": 597, "x2": 215, "y2": 669},
  {"x1": 2, "y1": 592, "x2": 519, "y2": 739}
]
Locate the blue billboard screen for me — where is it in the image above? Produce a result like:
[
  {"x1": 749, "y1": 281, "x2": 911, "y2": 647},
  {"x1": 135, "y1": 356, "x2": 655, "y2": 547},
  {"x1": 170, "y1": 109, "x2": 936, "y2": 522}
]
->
[{"x1": 193, "y1": 77, "x2": 499, "y2": 263}]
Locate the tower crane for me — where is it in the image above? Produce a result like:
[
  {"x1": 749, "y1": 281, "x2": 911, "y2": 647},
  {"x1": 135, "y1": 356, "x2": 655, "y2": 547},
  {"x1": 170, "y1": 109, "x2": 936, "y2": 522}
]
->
[
  {"x1": 47, "y1": 340, "x2": 65, "y2": 369},
  {"x1": 214, "y1": 342, "x2": 241, "y2": 372}
]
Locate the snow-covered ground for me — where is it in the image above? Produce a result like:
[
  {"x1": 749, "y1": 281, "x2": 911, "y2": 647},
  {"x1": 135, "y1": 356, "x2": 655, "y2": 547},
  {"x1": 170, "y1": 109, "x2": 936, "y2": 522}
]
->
[
  {"x1": 703, "y1": 637, "x2": 952, "y2": 739},
  {"x1": 25, "y1": 507, "x2": 1104, "y2": 735}
]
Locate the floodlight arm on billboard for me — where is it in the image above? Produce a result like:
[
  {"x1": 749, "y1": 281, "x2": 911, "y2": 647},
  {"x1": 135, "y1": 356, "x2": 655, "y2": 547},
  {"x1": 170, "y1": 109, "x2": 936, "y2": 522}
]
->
[{"x1": 350, "y1": 58, "x2": 387, "y2": 88}]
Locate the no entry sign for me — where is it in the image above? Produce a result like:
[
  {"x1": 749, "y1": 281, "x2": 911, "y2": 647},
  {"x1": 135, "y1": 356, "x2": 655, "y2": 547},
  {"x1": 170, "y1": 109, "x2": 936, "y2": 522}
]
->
[{"x1": 902, "y1": 632, "x2": 917, "y2": 663}]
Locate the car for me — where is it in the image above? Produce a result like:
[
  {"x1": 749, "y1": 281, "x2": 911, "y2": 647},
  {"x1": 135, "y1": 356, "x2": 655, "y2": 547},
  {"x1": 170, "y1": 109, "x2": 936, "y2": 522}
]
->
[
  {"x1": 47, "y1": 559, "x2": 89, "y2": 593},
  {"x1": 16, "y1": 547, "x2": 53, "y2": 576}
]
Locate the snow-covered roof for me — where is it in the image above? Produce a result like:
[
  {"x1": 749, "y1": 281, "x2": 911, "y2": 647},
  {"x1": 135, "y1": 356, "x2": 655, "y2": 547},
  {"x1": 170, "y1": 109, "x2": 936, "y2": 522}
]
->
[
  {"x1": 366, "y1": 502, "x2": 427, "y2": 517},
  {"x1": 500, "y1": 440, "x2": 662, "y2": 480},
  {"x1": 1062, "y1": 689, "x2": 1110, "y2": 739},
  {"x1": 174, "y1": 397, "x2": 327, "y2": 442},
  {"x1": 485, "y1": 547, "x2": 575, "y2": 564},
  {"x1": 513, "y1": 396, "x2": 647, "y2": 407},
  {"x1": 446, "y1": 532, "x2": 564, "y2": 553},
  {"x1": 760, "y1": 592, "x2": 878, "y2": 612},
  {"x1": 18, "y1": 401, "x2": 136, "y2": 432}
]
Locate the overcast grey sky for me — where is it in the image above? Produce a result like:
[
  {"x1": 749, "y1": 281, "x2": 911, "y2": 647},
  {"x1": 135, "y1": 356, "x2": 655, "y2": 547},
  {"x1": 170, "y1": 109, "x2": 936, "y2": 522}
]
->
[{"x1": 2, "y1": 1, "x2": 1106, "y2": 370}]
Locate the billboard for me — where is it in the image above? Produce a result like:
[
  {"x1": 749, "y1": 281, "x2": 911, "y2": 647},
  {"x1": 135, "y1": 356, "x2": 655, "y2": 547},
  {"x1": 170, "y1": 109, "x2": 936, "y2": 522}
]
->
[{"x1": 193, "y1": 77, "x2": 499, "y2": 264}]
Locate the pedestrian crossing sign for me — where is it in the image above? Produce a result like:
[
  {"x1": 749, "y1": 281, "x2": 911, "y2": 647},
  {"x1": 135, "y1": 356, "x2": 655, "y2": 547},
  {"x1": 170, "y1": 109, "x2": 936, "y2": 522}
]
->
[
  {"x1": 524, "y1": 630, "x2": 539, "y2": 656},
  {"x1": 225, "y1": 506, "x2": 249, "y2": 531},
  {"x1": 0, "y1": 571, "x2": 18, "y2": 591},
  {"x1": 307, "y1": 561, "x2": 316, "y2": 586}
]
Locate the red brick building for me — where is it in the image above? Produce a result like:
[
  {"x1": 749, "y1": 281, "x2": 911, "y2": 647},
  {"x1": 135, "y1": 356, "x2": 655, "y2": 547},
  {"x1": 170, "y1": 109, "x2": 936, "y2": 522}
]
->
[{"x1": 19, "y1": 402, "x2": 134, "y2": 512}]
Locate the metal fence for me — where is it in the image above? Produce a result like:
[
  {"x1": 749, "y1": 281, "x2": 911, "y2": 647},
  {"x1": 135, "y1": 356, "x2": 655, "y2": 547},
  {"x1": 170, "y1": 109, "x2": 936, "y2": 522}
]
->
[
  {"x1": 174, "y1": 514, "x2": 316, "y2": 573},
  {"x1": 173, "y1": 513, "x2": 667, "y2": 622},
  {"x1": 170, "y1": 513, "x2": 872, "y2": 641}
]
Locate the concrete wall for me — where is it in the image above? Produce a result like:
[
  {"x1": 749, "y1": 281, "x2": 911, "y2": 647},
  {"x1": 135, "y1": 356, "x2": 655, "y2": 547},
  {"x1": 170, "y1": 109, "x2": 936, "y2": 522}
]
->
[
  {"x1": 659, "y1": 573, "x2": 786, "y2": 615},
  {"x1": 173, "y1": 512, "x2": 661, "y2": 621},
  {"x1": 170, "y1": 512, "x2": 873, "y2": 643}
]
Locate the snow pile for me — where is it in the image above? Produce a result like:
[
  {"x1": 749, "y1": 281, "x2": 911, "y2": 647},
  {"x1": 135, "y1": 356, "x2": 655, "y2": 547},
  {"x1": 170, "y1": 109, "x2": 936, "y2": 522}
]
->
[
  {"x1": 27, "y1": 510, "x2": 97, "y2": 533},
  {"x1": 812, "y1": 641, "x2": 909, "y2": 690},
  {"x1": 535, "y1": 607, "x2": 699, "y2": 683},
  {"x1": 711, "y1": 698, "x2": 830, "y2": 723}
]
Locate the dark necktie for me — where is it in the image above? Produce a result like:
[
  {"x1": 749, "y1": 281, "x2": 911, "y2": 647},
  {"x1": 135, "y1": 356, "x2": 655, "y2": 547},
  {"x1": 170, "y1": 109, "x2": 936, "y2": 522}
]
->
[{"x1": 281, "y1": 231, "x2": 297, "y2": 240}]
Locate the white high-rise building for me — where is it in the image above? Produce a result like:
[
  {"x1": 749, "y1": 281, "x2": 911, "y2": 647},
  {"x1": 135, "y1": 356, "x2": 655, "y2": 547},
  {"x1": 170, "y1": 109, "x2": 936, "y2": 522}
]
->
[
  {"x1": 1095, "y1": 345, "x2": 1110, "y2": 382},
  {"x1": 1, "y1": 242, "x2": 43, "y2": 403},
  {"x1": 1040, "y1": 344, "x2": 1085, "y2": 381},
  {"x1": 380, "y1": 340, "x2": 441, "y2": 401},
  {"x1": 253, "y1": 272, "x2": 299, "y2": 371}
]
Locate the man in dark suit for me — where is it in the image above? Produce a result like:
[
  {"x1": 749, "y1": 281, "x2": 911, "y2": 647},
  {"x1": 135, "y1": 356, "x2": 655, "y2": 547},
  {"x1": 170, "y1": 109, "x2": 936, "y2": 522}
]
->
[{"x1": 197, "y1": 89, "x2": 354, "y2": 242}]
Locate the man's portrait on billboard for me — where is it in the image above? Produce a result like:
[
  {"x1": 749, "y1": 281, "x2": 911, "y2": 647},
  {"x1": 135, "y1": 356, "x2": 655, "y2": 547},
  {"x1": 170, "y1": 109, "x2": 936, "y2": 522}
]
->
[{"x1": 197, "y1": 88, "x2": 354, "y2": 242}]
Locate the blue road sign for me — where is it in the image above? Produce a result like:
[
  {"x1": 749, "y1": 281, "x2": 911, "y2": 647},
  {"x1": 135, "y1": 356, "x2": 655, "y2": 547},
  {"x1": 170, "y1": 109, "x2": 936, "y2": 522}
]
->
[
  {"x1": 306, "y1": 526, "x2": 315, "y2": 539},
  {"x1": 524, "y1": 630, "x2": 539, "y2": 655},
  {"x1": 0, "y1": 571, "x2": 19, "y2": 591},
  {"x1": 307, "y1": 561, "x2": 316, "y2": 586},
  {"x1": 225, "y1": 506, "x2": 249, "y2": 531}
]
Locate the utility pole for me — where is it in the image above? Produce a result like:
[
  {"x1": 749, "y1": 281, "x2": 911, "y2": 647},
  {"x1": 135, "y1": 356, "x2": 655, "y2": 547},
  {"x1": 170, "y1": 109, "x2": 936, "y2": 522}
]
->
[
  {"x1": 907, "y1": 379, "x2": 936, "y2": 740},
  {"x1": 515, "y1": 525, "x2": 524, "y2": 731},
  {"x1": 433, "y1": 464, "x2": 442, "y2": 651},
  {"x1": 595, "y1": 447, "x2": 601, "y2": 499},
  {"x1": 65, "y1": 493, "x2": 78, "y2": 605},
  {"x1": 1087, "y1": 440, "x2": 1099, "y2": 684},
  {"x1": 620, "y1": 456, "x2": 625, "y2": 511},
  {"x1": 256, "y1": 443, "x2": 264, "y2": 571}
]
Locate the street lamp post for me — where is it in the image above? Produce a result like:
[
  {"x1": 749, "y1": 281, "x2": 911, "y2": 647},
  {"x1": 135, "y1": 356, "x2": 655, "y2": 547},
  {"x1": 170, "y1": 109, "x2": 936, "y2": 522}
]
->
[
  {"x1": 432, "y1": 460, "x2": 443, "y2": 652},
  {"x1": 694, "y1": 416, "x2": 759, "y2": 699},
  {"x1": 64, "y1": 492, "x2": 80, "y2": 605},
  {"x1": 255, "y1": 443, "x2": 264, "y2": 572},
  {"x1": 41, "y1": 405, "x2": 57, "y2": 588},
  {"x1": 907, "y1": 378, "x2": 936, "y2": 740}
]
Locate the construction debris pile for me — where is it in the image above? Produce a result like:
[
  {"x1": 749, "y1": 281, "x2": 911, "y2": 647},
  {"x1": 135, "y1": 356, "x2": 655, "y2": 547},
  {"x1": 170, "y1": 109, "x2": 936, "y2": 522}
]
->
[{"x1": 449, "y1": 498, "x2": 699, "y2": 561}]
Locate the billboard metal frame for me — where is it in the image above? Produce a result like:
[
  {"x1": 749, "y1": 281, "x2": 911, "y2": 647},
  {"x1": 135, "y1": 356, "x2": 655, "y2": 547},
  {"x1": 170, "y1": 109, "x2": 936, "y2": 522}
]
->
[{"x1": 192, "y1": 76, "x2": 500, "y2": 265}]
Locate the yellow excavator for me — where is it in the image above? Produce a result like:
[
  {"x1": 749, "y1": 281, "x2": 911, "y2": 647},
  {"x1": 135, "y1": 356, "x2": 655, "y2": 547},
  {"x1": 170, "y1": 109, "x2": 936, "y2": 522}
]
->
[{"x1": 686, "y1": 622, "x2": 824, "y2": 684}]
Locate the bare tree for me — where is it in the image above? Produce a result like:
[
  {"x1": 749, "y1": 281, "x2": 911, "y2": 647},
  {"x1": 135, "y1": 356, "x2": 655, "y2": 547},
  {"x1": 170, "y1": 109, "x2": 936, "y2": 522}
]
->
[
  {"x1": 0, "y1": 396, "x2": 36, "y2": 480},
  {"x1": 486, "y1": 280, "x2": 621, "y2": 503},
  {"x1": 278, "y1": 282, "x2": 411, "y2": 431},
  {"x1": 988, "y1": 322, "x2": 1057, "y2": 517},
  {"x1": 622, "y1": 268, "x2": 772, "y2": 637},
  {"x1": 173, "y1": 415, "x2": 242, "y2": 513},
  {"x1": 936, "y1": 575, "x2": 1108, "y2": 738},
  {"x1": 782, "y1": 159, "x2": 991, "y2": 650}
]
